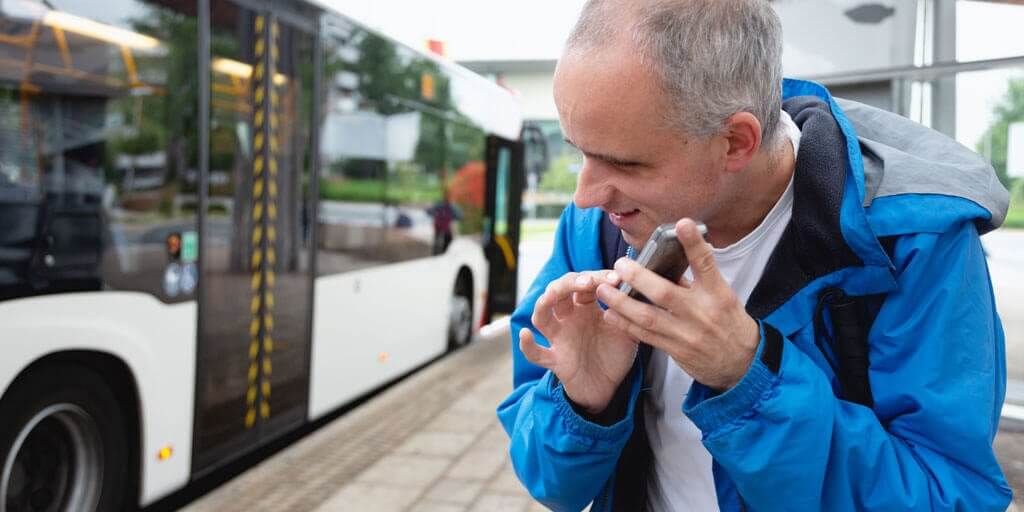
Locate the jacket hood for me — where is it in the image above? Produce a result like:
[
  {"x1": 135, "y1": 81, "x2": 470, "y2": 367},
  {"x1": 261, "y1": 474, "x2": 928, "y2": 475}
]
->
[{"x1": 835, "y1": 97, "x2": 1009, "y2": 234}]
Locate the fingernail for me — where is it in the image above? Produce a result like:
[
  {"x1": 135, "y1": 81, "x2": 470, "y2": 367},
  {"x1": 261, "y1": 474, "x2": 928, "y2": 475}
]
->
[
  {"x1": 607, "y1": 271, "x2": 620, "y2": 284},
  {"x1": 575, "y1": 274, "x2": 590, "y2": 286}
]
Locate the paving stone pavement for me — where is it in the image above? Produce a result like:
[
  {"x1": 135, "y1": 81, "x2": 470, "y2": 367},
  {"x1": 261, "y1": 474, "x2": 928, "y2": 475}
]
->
[
  {"x1": 183, "y1": 325, "x2": 555, "y2": 512},
  {"x1": 180, "y1": 308, "x2": 1024, "y2": 511}
]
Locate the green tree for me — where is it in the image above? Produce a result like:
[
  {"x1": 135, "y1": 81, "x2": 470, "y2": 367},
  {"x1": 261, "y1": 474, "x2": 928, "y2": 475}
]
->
[
  {"x1": 539, "y1": 154, "x2": 582, "y2": 194},
  {"x1": 976, "y1": 77, "x2": 1024, "y2": 188}
]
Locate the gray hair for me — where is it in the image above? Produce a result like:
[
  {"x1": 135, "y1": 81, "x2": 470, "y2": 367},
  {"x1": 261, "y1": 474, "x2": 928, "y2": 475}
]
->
[{"x1": 567, "y1": 0, "x2": 784, "y2": 148}]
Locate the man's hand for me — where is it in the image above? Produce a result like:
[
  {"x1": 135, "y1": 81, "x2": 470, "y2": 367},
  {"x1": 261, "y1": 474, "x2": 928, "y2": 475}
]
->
[
  {"x1": 596, "y1": 218, "x2": 761, "y2": 392},
  {"x1": 519, "y1": 270, "x2": 639, "y2": 415}
]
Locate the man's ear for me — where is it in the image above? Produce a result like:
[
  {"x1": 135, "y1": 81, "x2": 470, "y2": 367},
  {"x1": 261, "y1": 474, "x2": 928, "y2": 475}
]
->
[{"x1": 721, "y1": 112, "x2": 762, "y2": 173}]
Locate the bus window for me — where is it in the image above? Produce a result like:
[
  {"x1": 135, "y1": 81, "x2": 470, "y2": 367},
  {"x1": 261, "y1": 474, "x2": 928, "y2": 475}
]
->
[{"x1": 0, "y1": 0, "x2": 199, "y2": 302}]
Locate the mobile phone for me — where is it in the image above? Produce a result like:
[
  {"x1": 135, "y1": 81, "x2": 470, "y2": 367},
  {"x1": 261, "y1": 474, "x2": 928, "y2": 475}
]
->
[{"x1": 617, "y1": 222, "x2": 709, "y2": 301}]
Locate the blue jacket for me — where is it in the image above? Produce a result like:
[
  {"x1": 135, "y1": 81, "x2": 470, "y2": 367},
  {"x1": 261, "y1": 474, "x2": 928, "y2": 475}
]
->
[{"x1": 496, "y1": 79, "x2": 1012, "y2": 511}]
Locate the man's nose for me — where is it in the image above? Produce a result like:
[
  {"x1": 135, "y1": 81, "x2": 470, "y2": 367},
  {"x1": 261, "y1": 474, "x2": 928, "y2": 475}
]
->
[{"x1": 572, "y1": 159, "x2": 612, "y2": 209}]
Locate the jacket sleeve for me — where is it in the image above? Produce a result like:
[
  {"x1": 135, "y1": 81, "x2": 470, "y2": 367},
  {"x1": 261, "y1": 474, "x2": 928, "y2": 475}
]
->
[
  {"x1": 683, "y1": 221, "x2": 1012, "y2": 511},
  {"x1": 496, "y1": 205, "x2": 642, "y2": 512}
]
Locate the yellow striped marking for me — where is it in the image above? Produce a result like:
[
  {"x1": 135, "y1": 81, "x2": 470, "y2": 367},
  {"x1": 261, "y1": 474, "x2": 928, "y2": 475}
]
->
[{"x1": 495, "y1": 234, "x2": 517, "y2": 270}]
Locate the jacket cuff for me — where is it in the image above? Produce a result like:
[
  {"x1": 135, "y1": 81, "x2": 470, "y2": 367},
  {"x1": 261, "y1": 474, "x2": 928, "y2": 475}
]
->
[
  {"x1": 549, "y1": 367, "x2": 641, "y2": 441},
  {"x1": 683, "y1": 321, "x2": 781, "y2": 433}
]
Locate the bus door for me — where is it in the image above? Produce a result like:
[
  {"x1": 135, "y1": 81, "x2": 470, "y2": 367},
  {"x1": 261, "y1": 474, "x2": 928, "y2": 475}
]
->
[
  {"x1": 483, "y1": 135, "x2": 524, "y2": 319},
  {"x1": 194, "y1": 0, "x2": 319, "y2": 473}
]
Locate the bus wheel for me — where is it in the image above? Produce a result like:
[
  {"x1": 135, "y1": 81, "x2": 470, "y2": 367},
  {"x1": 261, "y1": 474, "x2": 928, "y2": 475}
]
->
[
  {"x1": 0, "y1": 364, "x2": 129, "y2": 512},
  {"x1": 448, "y1": 277, "x2": 474, "y2": 349}
]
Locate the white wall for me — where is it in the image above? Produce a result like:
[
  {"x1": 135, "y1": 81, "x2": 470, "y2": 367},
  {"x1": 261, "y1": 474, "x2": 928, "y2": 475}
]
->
[{"x1": 502, "y1": 72, "x2": 558, "y2": 121}]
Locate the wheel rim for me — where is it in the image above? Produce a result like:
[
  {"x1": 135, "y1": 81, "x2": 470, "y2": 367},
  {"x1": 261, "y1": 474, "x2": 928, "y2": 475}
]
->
[
  {"x1": 1, "y1": 404, "x2": 104, "y2": 512},
  {"x1": 449, "y1": 294, "x2": 473, "y2": 346}
]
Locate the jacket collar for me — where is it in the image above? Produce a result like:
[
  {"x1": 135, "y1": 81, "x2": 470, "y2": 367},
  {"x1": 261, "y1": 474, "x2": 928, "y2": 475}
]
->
[{"x1": 747, "y1": 79, "x2": 897, "y2": 335}]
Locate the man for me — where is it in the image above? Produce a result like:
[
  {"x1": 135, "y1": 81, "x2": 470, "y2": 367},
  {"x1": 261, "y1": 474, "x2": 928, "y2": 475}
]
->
[{"x1": 496, "y1": 0, "x2": 1013, "y2": 510}]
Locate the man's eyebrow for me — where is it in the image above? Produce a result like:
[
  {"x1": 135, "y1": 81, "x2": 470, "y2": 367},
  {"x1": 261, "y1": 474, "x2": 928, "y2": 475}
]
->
[{"x1": 563, "y1": 138, "x2": 645, "y2": 168}]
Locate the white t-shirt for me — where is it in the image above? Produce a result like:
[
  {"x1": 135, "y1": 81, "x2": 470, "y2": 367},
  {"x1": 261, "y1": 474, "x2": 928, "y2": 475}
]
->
[{"x1": 644, "y1": 110, "x2": 801, "y2": 512}]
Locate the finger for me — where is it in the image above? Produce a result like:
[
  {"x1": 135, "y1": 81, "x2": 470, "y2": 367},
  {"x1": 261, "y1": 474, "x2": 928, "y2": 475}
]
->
[
  {"x1": 531, "y1": 290, "x2": 558, "y2": 334},
  {"x1": 612, "y1": 257, "x2": 686, "y2": 310},
  {"x1": 595, "y1": 282, "x2": 677, "y2": 339},
  {"x1": 519, "y1": 328, "x2": 557, "y2": 369},
  {"x1": 572, "y1": 273, "x2": 598, "y2": 305},
  {"x1": 675, "y1": 218, "x2": 721, "y2": 286},
  {"x1": 553, "y1": 293, "x2": 574, "y2": 319},
  {"x1": 572, "y1": 270, "x2": 617, "y2": 305},
  {"x1": 602, "y1": 307, "x2": 674, "y2": 352}
]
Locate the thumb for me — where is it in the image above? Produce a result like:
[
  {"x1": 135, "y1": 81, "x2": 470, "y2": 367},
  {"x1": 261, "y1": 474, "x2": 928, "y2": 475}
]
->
[{"x1": 519, "y1": 328, "x2": 557, "y2": 370}]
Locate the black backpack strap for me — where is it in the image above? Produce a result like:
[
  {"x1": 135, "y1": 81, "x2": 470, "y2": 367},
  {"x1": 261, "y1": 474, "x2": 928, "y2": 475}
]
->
[{"x1": 813, "y1": 236, "x2": 897, "y2": 409}]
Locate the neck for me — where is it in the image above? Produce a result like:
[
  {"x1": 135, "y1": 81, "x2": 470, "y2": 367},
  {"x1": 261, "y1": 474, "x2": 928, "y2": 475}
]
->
[{"x1": 704, "y1": 138, "x2": 795, "y2": 248}]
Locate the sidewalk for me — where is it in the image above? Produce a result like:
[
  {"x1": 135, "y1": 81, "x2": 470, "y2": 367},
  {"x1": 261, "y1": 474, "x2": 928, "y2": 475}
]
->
[{"x1": 183, "y1": 325, "x2": 545, "y2": 512}]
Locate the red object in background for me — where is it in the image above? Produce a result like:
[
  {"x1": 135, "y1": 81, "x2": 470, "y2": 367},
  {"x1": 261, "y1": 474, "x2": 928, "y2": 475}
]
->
[
  {"x1": 448, "y1": 161, "x2": 484, "y2": 208},
  {"x1": 426, "y1": 38, "x2": 447, "y2": 57}
]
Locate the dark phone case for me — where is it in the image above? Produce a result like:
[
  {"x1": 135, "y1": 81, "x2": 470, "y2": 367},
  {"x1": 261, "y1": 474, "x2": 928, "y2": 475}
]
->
[{"x1": 618, "y1": 223, "x2": 706, "y2": 301}]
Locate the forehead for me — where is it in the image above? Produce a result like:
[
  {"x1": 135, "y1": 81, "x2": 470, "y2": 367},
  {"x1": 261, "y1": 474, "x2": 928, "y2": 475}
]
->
[{"x1": 553, "y1": 44, "x2": 675, "y2": 150}]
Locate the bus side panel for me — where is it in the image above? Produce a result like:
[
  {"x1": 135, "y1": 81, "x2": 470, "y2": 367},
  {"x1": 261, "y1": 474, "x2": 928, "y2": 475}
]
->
[
  {"x1": 0, "y1": 293, "x2": 196, "y2": 507},
  {"x1": 309, "y1": 258, "x2": 447, "y2": 420},
  {"x1": 308, "y1": 240, "x2": 485, "y2": 421}
]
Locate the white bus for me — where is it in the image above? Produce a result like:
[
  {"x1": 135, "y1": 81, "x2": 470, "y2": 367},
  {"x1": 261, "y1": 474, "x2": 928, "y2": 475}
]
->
[{"x1": 0, "y1": 0, "x2": 525, "y2": 509}]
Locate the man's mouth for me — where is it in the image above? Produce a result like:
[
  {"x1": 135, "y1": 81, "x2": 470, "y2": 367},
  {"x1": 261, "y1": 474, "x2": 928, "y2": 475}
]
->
[{"x1": 608, "y1": 209, "x2": 640, "y2": 224}]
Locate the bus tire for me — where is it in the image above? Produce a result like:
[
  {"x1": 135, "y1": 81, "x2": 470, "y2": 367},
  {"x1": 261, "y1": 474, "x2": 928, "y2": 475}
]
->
[
  {"x1": 0, "y1": 363, "x2": 130, "y2": 512},
  {"x1": 448, "y1": 272, "x2": 474, "y2": 349}
]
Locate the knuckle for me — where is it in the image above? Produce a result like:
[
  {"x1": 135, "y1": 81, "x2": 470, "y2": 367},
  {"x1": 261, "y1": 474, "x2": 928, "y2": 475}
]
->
[
  {"x1": 638, "y1": 308, "x2": 658, "y2": 331},
  {"x1": 648, "y1": 285, "x2": 672, "y2": 306},
  {"x1": 695, "y1": 251, "x2": 716, "y2": 273}
]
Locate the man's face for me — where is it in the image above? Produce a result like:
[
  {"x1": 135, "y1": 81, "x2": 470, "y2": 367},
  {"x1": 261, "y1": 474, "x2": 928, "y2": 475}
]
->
[{"x1": 554, "y1": 43, "x2": 727, "y2": 248}]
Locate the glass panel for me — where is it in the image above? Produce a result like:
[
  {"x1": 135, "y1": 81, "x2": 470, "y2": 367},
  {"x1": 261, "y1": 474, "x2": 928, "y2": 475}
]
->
[
  {"x1": 957, "y1": 0, "x2": 1024, "y2": 63},
  {"x1": 521, "y1": 119, "x2": 580, "y2": 220},
  {"x1": 197, "y1": 0, "x2": 315, "y2": 466},
  {"x1": 775, "y1": 0, "x2": 918, "y2": 77},
  {"x1": 196, "y1": 0, "x2": 260, "y2": 460},
  {"x1": 318, "y1": 22, "x2": 489, "y2": 275},
  {"x1": 494, "y1": 147, "x2": 509, "y2": 237},
  {"x1": 0, "y1": 0, "x2": 198, "y2": 302},
  {"x1": 448, "y1": 119, "x2": 486, "y2": 239},
  {"x1": 261, "y1": 15, "x2": 314, "y2": 434}
]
